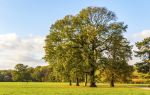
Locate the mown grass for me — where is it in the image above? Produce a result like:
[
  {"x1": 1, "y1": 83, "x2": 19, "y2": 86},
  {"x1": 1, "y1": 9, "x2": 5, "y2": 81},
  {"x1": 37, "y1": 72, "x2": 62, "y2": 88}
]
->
[{"x1": 0, "y1": 82, "x2": 149, "y2": 95}]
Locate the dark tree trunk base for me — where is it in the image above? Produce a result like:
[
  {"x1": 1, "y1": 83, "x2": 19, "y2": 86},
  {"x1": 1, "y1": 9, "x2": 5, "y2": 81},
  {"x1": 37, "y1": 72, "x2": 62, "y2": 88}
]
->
[
  {"x1": 110, "y1": 82, "x2": 114, "y2": 87},
  {"x1": 90, "y1": 82, "x2": 97, "y2": 87},
  {"x1": 76, "y1": 78, "x2": 80, "y2": 86},
  {"x1": 69, "y1": 80, "x2": 72, "y2": 86},
  {"x1": 89, "y1": 67, "x2": 97, "y2": 87},
  {"x1": 85, "y1": 73, "x2": 88, "y2": 86},
  {"x1": 110, "y1": 74, "x2": 115, "y2": 87}
]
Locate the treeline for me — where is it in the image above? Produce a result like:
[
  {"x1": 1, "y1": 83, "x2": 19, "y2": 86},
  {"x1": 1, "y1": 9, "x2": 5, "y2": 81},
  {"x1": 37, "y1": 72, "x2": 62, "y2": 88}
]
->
[
  {"x1": 0, "y1": 63, "x2": 149, "y2": 84},
  {"x1": 0, "y1": 64, "x2": 68, "y2": 82},
  {"x1": 0, "y1": 63, "x2": 86, "y2": 82}
]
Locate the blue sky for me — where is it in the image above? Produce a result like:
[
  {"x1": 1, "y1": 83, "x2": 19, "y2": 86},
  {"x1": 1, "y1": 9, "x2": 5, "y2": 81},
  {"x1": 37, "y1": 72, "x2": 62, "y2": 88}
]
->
[
  {"x1": 0, "y1": 0, "x2": 150, "y2": 69},
  {"x1": 0, "y1": 0, "x2": 150, "y2": 37}
]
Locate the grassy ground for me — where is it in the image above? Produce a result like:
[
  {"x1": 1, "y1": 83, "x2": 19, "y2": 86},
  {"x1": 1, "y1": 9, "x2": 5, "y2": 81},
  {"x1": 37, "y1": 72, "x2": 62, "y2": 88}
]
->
[{"x1": 0, "y1": 82, "x2": 150, "y2": 95}]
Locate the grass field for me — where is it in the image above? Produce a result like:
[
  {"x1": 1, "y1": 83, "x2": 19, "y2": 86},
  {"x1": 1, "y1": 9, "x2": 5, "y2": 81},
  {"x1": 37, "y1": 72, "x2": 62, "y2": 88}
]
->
[{"x1": 0, "y1": 82, "x2": 150, "y2": 95}]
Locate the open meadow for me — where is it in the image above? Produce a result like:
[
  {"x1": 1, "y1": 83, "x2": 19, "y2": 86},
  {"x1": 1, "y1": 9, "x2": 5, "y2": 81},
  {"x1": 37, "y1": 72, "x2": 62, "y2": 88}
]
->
[
  {"x1": 0, "y1": 1, "x2": 150, "y2": 95},
  {"x1": 0, "y1": 82, "x2": 150, "y2": 95}
]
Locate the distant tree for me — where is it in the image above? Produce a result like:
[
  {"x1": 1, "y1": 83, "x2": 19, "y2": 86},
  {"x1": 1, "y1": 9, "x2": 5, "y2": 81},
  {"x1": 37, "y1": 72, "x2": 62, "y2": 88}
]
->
[
  {"x1": 40, "y1": 66, "x2": 51, "y2": 82},
  {"x1": 5, "y1": 73, "x2": 12, "y2": 81},
  {"x1": 12, "y1": 64, "x2": 31, "y2": 82},
  {"x1": 0, "y1": 70, "x2": 13, "y2": 82},
  {"x1": 32, "y1": 66, "x2": 45, "y2": 82},
  {"x1": 12, "y1": 71, "x2": 20, "y2": 81},
  {"x1": 44, "y1": 6, "x2": 128, "y2": 87},
  {"x1": 3, "y1": 75, "x2": 12, "y2": 82},
  {"x1": 135, "y1": 37, "x2": 150, "y2": 73},
  {"x1": 0, "y1": 74, "x2": 4, "y2": 81}
]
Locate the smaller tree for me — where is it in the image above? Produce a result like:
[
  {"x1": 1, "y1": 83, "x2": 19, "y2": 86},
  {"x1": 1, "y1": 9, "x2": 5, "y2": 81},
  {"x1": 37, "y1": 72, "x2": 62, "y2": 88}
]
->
[
  {"x1": 101, "y1": 31, "x2": 132, "y2": 87},
  {"x1": 135, "y1": 37, "x2": 150, "y2": 74}
]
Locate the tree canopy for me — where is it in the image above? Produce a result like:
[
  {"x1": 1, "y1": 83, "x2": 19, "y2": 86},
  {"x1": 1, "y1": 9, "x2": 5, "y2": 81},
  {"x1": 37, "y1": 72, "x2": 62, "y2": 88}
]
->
[{"x1": 44, "y1": 7, "x2": 132, "y2": 87}]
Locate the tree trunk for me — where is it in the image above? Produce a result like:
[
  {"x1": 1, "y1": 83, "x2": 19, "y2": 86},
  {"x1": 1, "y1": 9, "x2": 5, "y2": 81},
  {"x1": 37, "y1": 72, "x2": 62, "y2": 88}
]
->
[
  {"x1": 110, "y1": 74, "x2": 115, "y2": 87},
  {"x1": 69, "y1": 80, "x2": 72, "y2": 86},
  {"x1": 148, "y1": 63, "x2": 150, "y2": 73},
  {"x1": 76, "y1": 77, "x2": 80, "y2": 86},
  {"x1": 89, "y1": 67, "x2": 97, "y2": 87},
  {"x1": 148, "y1": 53, "x2": 150, "y2": 73},
  {"x1": 85, "y1": 73, "x2": 88, "y2": 86}
]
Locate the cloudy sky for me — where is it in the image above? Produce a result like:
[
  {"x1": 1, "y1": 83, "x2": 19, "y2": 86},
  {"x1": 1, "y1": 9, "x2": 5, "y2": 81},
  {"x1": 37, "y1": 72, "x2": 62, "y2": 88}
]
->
[{"x1": 0, "y1": 0, "x2": 150, "y2": 69}]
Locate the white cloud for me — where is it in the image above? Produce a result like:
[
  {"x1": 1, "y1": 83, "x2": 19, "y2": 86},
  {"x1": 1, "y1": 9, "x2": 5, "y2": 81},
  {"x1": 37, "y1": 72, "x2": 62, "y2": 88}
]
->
[
  {"x1": 0, "y1": 30, "x2": 149, "y2": 69},
  {"x1": 0, "y1": 33, "x2": 47, "y2": 70},
  {"x1": 132, "y1": 30, "x2": 150, "y2": 40},
  {"x1": 128, "y1": 45, "x2": 141, "y2": 65},
  {"x1": 140, "y1": 30, "x2": 150, "y2": 38}
]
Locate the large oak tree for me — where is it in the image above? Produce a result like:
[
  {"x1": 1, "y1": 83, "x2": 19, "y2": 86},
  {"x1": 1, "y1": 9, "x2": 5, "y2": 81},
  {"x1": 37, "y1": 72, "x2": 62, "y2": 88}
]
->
[{"x1": 44, "y1": 7, "x2": 129, "y2": 87}]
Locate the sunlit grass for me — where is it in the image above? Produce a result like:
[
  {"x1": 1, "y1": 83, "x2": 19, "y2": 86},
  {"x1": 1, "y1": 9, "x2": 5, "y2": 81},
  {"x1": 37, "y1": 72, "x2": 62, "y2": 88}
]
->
[{"x1": 0, "y1": 82, "x2": 149, "y2": 95}]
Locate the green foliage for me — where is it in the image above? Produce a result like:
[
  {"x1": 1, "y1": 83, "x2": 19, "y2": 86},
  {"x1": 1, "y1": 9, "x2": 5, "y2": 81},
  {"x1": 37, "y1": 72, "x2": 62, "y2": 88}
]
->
[
  {"x1": 132, "y1": 69, "x2": 150, "y2": 84},
  {"x1": 99, "y1": 32, "x2": 133, "y2": 86},
  {"x1": 31, "y1": 66, "x2": 50, "y2": 82},
  {"x1": 135, "y1": 37, "x2": 150, "y2": 73},
  {"x1": 44, "y1": 6, "x2": 131, "y2": 87},
  {"x1": 0, "y1": 70, "x2": 12, "y2": 82},
  {"x1": 12, "y1": 64, "x2": 32, "y2": 82},
  {"x1": 32, "y1": 66, "x2": 43, "y2": 82}
]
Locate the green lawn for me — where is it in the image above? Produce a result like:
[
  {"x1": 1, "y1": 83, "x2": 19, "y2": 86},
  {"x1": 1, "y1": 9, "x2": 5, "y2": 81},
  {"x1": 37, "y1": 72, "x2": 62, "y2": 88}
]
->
[{"x1": 0, "y1": 82, "x2": 149, "y2": 95}]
